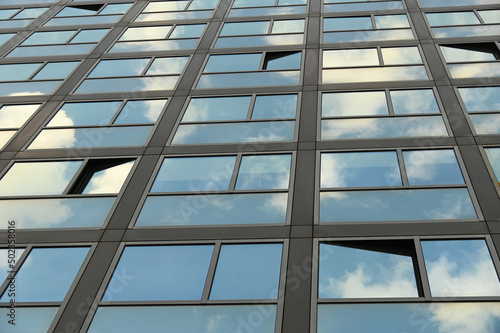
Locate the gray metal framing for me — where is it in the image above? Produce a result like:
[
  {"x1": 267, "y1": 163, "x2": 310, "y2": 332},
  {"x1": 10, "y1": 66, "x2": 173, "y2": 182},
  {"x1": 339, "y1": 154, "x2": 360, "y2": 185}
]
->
[{"x1": 0, "y1": 0, "x2": 500, "y2": 332}]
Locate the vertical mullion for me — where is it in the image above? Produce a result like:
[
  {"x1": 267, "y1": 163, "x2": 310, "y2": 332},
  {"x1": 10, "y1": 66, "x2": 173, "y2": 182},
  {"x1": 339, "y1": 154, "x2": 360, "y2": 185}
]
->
[
  {"x1": 229, "y1": 154, "x2": 242, "y2": 191},
  {"x1": 201, "y1": 241, "x2": 221, "y2": 303},
  {"x1": 415, "y1": 238, "x2": 432, "y2": 300}
]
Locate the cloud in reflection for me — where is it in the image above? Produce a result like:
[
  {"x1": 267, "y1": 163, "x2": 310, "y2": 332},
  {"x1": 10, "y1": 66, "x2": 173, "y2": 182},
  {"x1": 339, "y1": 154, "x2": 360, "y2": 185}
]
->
[
  {"x1": 429, "y1": 303, "x2": 500, "y2": 333},
  {"x1": 0, "y1": 104, "x2": 41, "y2": 128},
  {"x1": 84, "y1": 161, "x2": 134, "y2": 194}
]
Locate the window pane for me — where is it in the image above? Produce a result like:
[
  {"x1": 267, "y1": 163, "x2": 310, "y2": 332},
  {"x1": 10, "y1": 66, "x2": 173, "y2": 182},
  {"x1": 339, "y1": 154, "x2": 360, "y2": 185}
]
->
[
  {"x1": 210, "y1": 244, "x2": 282, "y2": 299},
  {"x1": 75, "y1": 76, "x2": 179, "y2": 93},
  {"x1": 322, "y1": 91, "x2": 388, "y2": 117},
  {"x1": 322, "y1": 115, "x2": 446, "y2": 139},
  {"x1": 0, "y1": 161, "x2": 82, "y2": 196},
  {"x1": 151, "y1": 156, "x2": 236, "y2": 192},
  {"x1": 319, "y1": 243, "x2": 418, "y2": 298},
  {"x1": 0, "y1": 247, "x2": 89, "y2": 302},
  {"x1": 0, "y1": 63, "x2": 41, "y2": 81},
  {"x1": 470, "y1": 114, "x2": 500, "y2": 134},
  {"x1": 70, "y1": 29, "x2": 108, "y2": 43},
  {"x1": 252, "y1": 94, "x2": 297, "y2": 119},
  {"x1": 318, "y1": 303, "x2": 500, "y2": 333},
  {"x1": 381, "y1": 47, "x2": 422, "y2": 65},
  {"x1": 48, "y1": 101, "x2": 122, "y2": 126},
  {"x1": 220, "y1": 21, "x2": 269, "y2": 36},
  {"x1": 83, "y1": 161, "x2": 134, "y2": 194},
  {"x1": 0, "y1": 307, "x2": 58, "y2": 333},
  {"x1": 426, "y1": 12, "x2": 480, "y2": 26},
  {"x1": 145, "y1": 57, "x2": 189, "y2": 75},
  {"x1": 458, "y1": 86, "x2": 500, "y2": 112},
  {"x1": 265, "y1": 52, "x2": 301, "y2": 70},
  {"x1": 114, "y1": 99, "x2": 167, "y2": 124},
  {"x1": 441, "y1": 46, "x2": 496, "y2": 62},
  {"x1": 449, "y1": 63, "x2": 500, "y2": 78},
  {"x1": 102, "y1": 245, "x2": 213, "y2": 301},
  {"x1": 320, "y1": 188, "x2": 477, "y2": 222},
  {"x1": 170, "y1": 24, "x2": 205, "y2": 38},
  {"x1": 422, "y1": 240, "x2": 500, "y2": 297},
  {"x1": 0, "y1": 104, "x2": 41, "y2": 128},
  {"x1": 323, "y1": 29, "x2": 414, "y2": 43},
  {"x1": 235, "y1": 154, "x2": 291, "y2": 190},
  {"x1": 479, "y1": 10, "x2": 500, "y2": 24},
  {"x1": 182, "y1": 96, "x2": 251, "y2": 121},
  {"x1": 0, "y1": 197, "x2": 115, "y2": 228},
  {"x1": 324, "y1": 17, "x2": 372, "y2": 31},
  {"x1": 485, "y1": 148, "x2": 500, "y2": 182},
  {"x1": 0, "y1": 248, "x2": 25, "y2": 281},
  {"x1": 391, "y1": 89, "x2": 440, "y2": 114},
  {"x1": 323, "y1": 49, "x2": 379, "y2": 68},
  {"x1": 323, "y1": 66, "x2": 428, "y2": 83},
  {"x1": 22, "y1": 30, "x2": 75, "y2": 45},
  {"x1": 88, "y1": 59, "x2": 150, "y2": 77},
  {"x1": 204, "y1": 54, "x2": 261, "y2": 72},
  {"x1": 197, "y1": 71, "x2": 300, "y2": 88},
  {"x1": 89, "y1": 305, "x2": 276, "y2": 333},
  {"x1": 321, "y1": 152, "x2": 401, "y2": 188},
  {"x1": 375, "y1": 15, "x2": 410, "y2": 29},
  {"x1": 173, "y1": 121, "x2": 295, "y2": 144},
  {"x1": 272, "y1": 19, "x2": 304, "y2": 33},
  {"x1": 403, "y1": 150, "x2": 464, "y2": 185},
  {"x1": 120, "y1": 26, "x2": 172, "y2": 40},
  {"x1": 99, "y1": 3, "x2": 133, "y2": 15},
  {"x1": 33, "y1": 61, "x2": 79, "y2": 80},
  {"x1": 135, "y1": 193, "x2": 288, "y2": 226}
]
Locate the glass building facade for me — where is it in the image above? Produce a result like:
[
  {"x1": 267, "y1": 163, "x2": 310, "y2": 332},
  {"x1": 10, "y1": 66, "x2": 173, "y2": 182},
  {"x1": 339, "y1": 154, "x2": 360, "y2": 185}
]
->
[{"x1": 0, "y1": 0, "x2": 500, "y2": 332}]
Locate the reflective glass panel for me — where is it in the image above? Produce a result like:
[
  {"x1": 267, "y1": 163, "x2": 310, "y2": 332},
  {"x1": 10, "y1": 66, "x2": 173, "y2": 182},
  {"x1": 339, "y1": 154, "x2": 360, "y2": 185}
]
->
[
  {"x1": 265, "y1": 52, "x2": 301, "y2": 70},
  {"x1": 0, "y1": 247, "x2": 89, "y2": 302},
  {"x1": 441, "y1": 46, "x2": 496, "y2": 62},
  {"x1": 470, "y1": 114, "x2": 500, "y2": 134},
  {"x1": 33, "y1": 61, "x2": 79, "y2": 80},
  {"x1": 422, "y1": 240, "x2": 500, "y2": 297},
  {"x1": 22, "y1": 30, "x2": 75, "y2": 45},
  {"x1": 0, "y1": 104, "x2": 41, "y2": 128},
  {"x1": 74, "y1": 77, "x2": 179, "y2": 93},
  {"x1": 0, "y1": 161, "x2": 82, "y2": 196},
  {"x1": 319, "y1": 243, "x2": 418, "y2": 298},
  {"x1": 375, "y1": 15, "x2": 410, "y2": 28},
  {"x1": 170, "y1": 24, "x2": 206, "y2": 38},
  {"x1": 0, "y1": 197, "x2": 115, "y2": 228},
  {"x1": 173, "y1": 121, "x2": 295, "y2": 144},
  {"x1": 102, "y1": 245, "x2": 213, "y2": 301},
  {"x1": 272, "y1": 19, "x2": 304, "y2": 33},
  {"x1": 458, "y1": 86, "x2": 500, "y2": 112},
  {"x1": 448, "y1": 63, "x2": 500, "y2": 79},
  {"x1": 318, "y1": 303, "x2": 500, "y2": 333},
  {"x1": 114, "y1": 99, "x2": 167, "y2": 124},
  {"x1": 391, "y1": 89, "x2": 440, "y2": 114},
  {"x1": 320, "y1": 188, "x2": 477, "y2": 222},
  {"x1": 0, "y1": 307, "x2": 58, "y2": 333},
  {"x1": 83, "y1": 161, "x2": 134, "y2": 194},
  {"x1": 182, "y1": 96, "x2": 251, "y2": 121},
  {"x1": 479, "y1": 10, "x2": 500, "y2": 24},
  {"x1": 253, "y1": 94, "x2": 297, "y2": 119},
  {"x1": 426, "y1": 12, "x2": 480, "y2": 26},
  {"x1": 210, "y1": 244, "x2": 282, "y2": 299},
  {"x1": 485, "y1": 148, "x2": 500, "y2": 181},
  {"x1": 324, "y1": 17, "x2": 372, "y2": 31},
  {"x1": 322, "y1": 91, "x2": 388, "y2": 117},
  {"x1": 204, "y1": 53, "x2": 261, "y2": 72},
  {"x1": 151, "y1": 156, "x2": 236, "y2": 192},
  {"x1": 197, "y1": 71, "x2": 300, "y2": 88},
  {"x1": 135, "y1": 193, "x2": 288, "y2": 226},
  {"x1": 120, "y1": 26, "x2": 172, "y2": 40},
  {"x1": 235, "y1": 154, "x2": 291, "y2": 190},
  {"x1": 403, "y1": 150, "x2": 464, "y2": 185},
  {"x1": 89, "y1": 305, "x2": 276, "y2": 333},
  {"x1": 99, "y1": 3, "x2": 133, "y2": 15},
  {"x1": 70, "y1": 29, "x2": 108, "y2": 43},
  {"x1": 323, "y1": 66, "x2": 429, "y2": 83},
  {"x1": 323, "y1": 49, "x2": 379, "y2": 68},
  {"x1": 0, "y1": 63, "x2": 41, "y2": 81},
  {"x1": 48, "y1": 101, "x2": 121, "y2": 126},
  {"x1": 145, "y1": 57, "x2": 189, "y2": 74},
  {"x1": 220, "y1": 21, "x2": 269, "y2": 36},
  {"x1": 88, "y1": 58, "x2": 150, "y2": 77},
  {"x1": 381, "y1": 47, "x2": 422, "y2": 65},
  {"x1": 321, "y1": 116, "x2": 448, "y2": 140},
  {"x1": 321, "y1": 152, "x2": 401, "y2": 188}
]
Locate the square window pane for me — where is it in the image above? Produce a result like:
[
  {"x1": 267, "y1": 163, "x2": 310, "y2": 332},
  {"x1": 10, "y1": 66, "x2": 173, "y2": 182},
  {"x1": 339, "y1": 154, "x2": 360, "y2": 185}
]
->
[
  {"x1": 403, "y1": 149, "x2": 464, "y2": 185},
  {"x1": 0, "y1": 104, "x2": 41, "y2": 128},
  {"x1": 319, "y1": 243, "x2": 418, "y2": 298},
  {"x1": 151, "y1": 156, "x2": 236, "y2": 192},
  {"x1": 252, "y1": 94, "x2": 297, "y2": 119},
  {"x1": 390, "y1": 89, "x2": 440, "y2": 114},
  {"x1": 82, "y1": 161, "x2": 134, "y2": 194},
  {"x1": 422, "y1": 240, "x2": 500, "y2": 297},
  {"x1": 210, "y1": 244, "x2": 282, "y2": 299},
  {"x1": 265, "y1": 52, "x2": 301, "y2": 70},
  {"x1": 381, "y1": 47, "x2": 422, "y2": 65},
  {"x1": 235, "y1": 154, "x2": 291, "y2": 190},
  {"x1": 458, "y1": 87, "x2": 500, "y2": 112},
  {"x1": 321, "y1": 152, "x2": 401, "y2": 188}
]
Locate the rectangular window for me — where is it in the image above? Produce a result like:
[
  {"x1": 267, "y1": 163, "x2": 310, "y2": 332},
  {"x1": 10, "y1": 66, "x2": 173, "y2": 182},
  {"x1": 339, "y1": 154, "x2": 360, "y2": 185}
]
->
[
  {"x1": 319, "y1": 149, "x2": 477, "y2": 222},
  {"x1": 197, "y1": 51, "x2": 302, "y2": 88},
  {"x1": 215, "y1": 19, "x2": 305, "y2": 48},
  {"x1": 321, "y1": 89, "x2": 448, "y2": 139},
  {"x1": 44, "y1": 3, "x2": 133, "y2": 26},
  {"x1": 324, "y1": 0, "x2": 404, "y2": 13},
  {"x1": 228, "y1": 0, "x2": 307, "y2": 18},
  {"x1": 88, "y1": 242, "x2": 283, "y2": 333},
  {"x1": 322, "y1": 46, "x2": 428, "y2": 84},
  {"x1": 135, "y1": 153, "x2": 293, "y2": 226},
  {"x1": 108, "y1": 24, "x2": 206, "y2": 53},
  {"x1": 323, "y1": 15, "x2": 414, "y2": 43},
  {"x1": 440, "y1": 43, "x2": 500, "y2": 79},
  {"x1": 458, "y1": 86, "x2": 500, "y2": 135},
  {"x1": 136, "y1": 0, "x2": 219, "y2": 22},
  {"x1": 426, "y1": 11, "x2": 500, "y2": 38},
  {"x1": 171, "y1": 94, "x2": 297, "y2": 144},
  {"x1": 74, "y1": 57, "x2": 189, "y2": 94},
  {"x1": 0, "y1": 159, "x2": 136, "y2": 228},
  {"x1": 0, "y1": 7, "x2": 49, "y2": 29},
  {"x1": 28, "y1": 99, "x2": 168, "y2": 149},
  {"x1": 0, "y1": 103, "x2": 41, "y2": 149}
]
